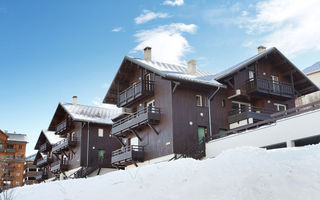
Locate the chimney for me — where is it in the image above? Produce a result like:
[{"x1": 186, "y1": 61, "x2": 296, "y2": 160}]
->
[
  {"x1": 257, "y1": 45, "x2": 267, "y2": 53},
  {"x1": 187, "y1": 59, "x2": 196, "y2": 75},
  {"x1": 72, "y1": 96, "x2": 77, "y2": 105},
  {"x1": 144, "y1": 47, "x2": 152, "y2": 61}
]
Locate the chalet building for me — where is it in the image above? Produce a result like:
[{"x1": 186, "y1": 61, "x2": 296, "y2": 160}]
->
[
  {"x1": 34, "y1": 97, "x2": 121, "y2": 181},
  {"x1": 103, "y1": 46, "x2": 318, "y2": 168},
  {"x1": 34, "y1": 130, "x2": 63, "y2": 182},
  {"x1": 0, "y1": 130, "x2": 27, "y2": 192},
  {"x1": 24, "y1": 154, "x2": 40, "y2": 185},
  {"x1": 296, "y1": 61, "x2": 320, "y2": 106}
]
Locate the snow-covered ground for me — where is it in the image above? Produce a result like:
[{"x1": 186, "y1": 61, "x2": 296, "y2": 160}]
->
[{"x1": 12, "y1": 145, "x2": 320, "y2": 200}]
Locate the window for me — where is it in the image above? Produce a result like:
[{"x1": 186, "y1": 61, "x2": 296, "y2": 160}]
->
[
  {"x1": 98, "y1": 150, "x2": 105, "y2": 161},
  {"x1": 222, "y1": 99, "x2": 226, "y2": 107},
  {"x1": 274, "y1": 103, "x2": 286, "y2": 111},
  {"x1": 18, "y1": 164, "x2": 21, "y2": 168},
  {"x1": 249, "y1": 70, "x2": 255, "y2": 81},
  {"x1": 98, "y1": 129, "x2": 104, "y2": 137},
  {"x1": 146, "y1": 99, "x2": 156, "y2": 113},
  {"x1": 16, "y1": 181, "x2": 19, "y2": 186},
  {"x1": 19, "y1": 145, "x2": 23, "y2": 149},
  {"x1": 232, "y1": 101, "x2": 251, "y2": 114},
  {"x1": 196, "y1": 95, "x2": 203, "y2": 107},
  {"x1": 16, "y1": 172, "x2": 20, "y2": 177},
  {"x1": 7, "y1": 144, "x2": 14, "y2": 149}
]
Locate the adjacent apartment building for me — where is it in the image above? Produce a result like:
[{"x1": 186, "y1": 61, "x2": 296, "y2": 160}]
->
[
  {"x1": 34, "y1": 97, "x2": 121, "y2": 182},
  {"x1": 296, "y1": 61, "x2": 320, "y2": 106},
  {"x1": 103, "y1": 46, "x2": 318, "y2": 169},
  {"x1": 24, "y1": 154, "x2": 39, "y2": 185},
  {"x1": 0, "y1": 130, "x2": 27, "y2": 191}
]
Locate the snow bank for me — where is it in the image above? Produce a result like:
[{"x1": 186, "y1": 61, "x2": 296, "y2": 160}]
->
[{"x1": 13, "y1": 145, "x2": 320, "y2": 200}]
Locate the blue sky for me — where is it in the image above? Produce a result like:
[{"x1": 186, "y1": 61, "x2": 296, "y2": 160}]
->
[{"x1": 1, "y1": 0, "x2": 319, "y2": 156}]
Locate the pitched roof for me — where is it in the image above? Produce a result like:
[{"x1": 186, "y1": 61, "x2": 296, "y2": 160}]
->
[
  {"x1": 212, "y1": 47, "x2": 276, "y2": 80},
  {"x1": 42, "y1": 130, "x2": 63, "y2": 145},
  {"x1": 125, "y1": 56, "x2": 224, "y2": 87},
  {"x1": 60, "y1": 102, "x2": 122, "y2": 125},
  {"x1": 303, "y1": 61, "x2": 320, "y2": 75},
  {"x1": 26, "y1": 154, "x2": 37, "y2": 162},
  {"x1": 6, "y1": 133, "x2": 28, "y2": 143}
]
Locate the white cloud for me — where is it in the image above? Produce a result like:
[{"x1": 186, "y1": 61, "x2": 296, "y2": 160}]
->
[
  {"x1": 111, "y1": 27, "x2": 123, "y2": 32},
  {"x1": 135, "y1": 10, "x2": 169, "y2": 24},
  {"x1": 92, "y1": 97, "x2": 119, "y2": 110},
  {"x1": 241, "y1": 0, "x2": 320, "y2": 56},
  {"x1": 133, "y1": 23, "x2": 197, "y2": 64},
  {"x1": 163, "y1": 0, "x2": 184, "y2": 6}
]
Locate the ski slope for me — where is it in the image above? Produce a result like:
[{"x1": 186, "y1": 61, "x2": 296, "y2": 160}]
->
[{"x1": 12, "y1": 144, "x2": 320, "y2": 200}]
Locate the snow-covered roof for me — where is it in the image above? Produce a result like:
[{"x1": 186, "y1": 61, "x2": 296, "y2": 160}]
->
[
  {"x1": 6, "y1": 133, "x2": 28, "y2": 143},
  {"x1": 42, "y1": 130, "x2": 63, "y2": 145},
  {"x1": 26, "y1": 154, "x2": 37, "y2": 162},
  {"x1": 303, "y1": 61, "x2": 320, "y2": 75},
  {"x1": 212, "y1": 47, "x2": 276, "y2": 80},
  {"x1": 125, "y1": 56, "x2": 224, "y2": 88},
  {"x1": 60, "y1": 102, "x2": 122, "y2": 125}
]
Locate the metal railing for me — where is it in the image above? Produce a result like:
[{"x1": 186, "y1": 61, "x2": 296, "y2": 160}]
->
[
  {"x1": 112, "y1": 107, "x2": 160, "y2": 129},
  {"x1": 118, "y1": 80, "x2": 154, "y2": 106},
  {"x1": 39, "y1": 143, "x2": 49, "y2": 152},
  {"x1": 56, "y1": 119, "x2": 67, "y2": 133},
  {"x1": 246, "y1": 76, "x2": 294, "y2": 97}
]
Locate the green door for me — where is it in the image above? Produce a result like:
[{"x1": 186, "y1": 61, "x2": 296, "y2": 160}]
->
[
  {"x1": 198, "y1": 127, "x2": 205, "y2": 143},
  {"x1": 98, "y1": 149, "x2": 105, "y2": 161}
]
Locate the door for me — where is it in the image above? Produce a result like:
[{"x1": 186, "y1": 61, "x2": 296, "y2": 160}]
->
[
  {"x1": 98, "y1": 149, "x2": 105, "y2": 162},
  {"x1": 146, "y1": 99, "x2": 155, "y2": 113},
  {"x1": 271, "y1": 75, "x2": 280, "y2": 93},
  {"x1": 198, "y1": 127, "x2": 205, "y2": 143},
  {"x1": 145, "y1": 73, "x2": 151, "y2": 90},
  {"x1": 130, "y1": 137, "x2": 139, "y2": 146}
]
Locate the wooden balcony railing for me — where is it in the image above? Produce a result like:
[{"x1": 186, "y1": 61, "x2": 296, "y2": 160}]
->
[
  {"x1": 111, "y1": 145, "x2": 144, "y2": 167},
  {"x1": 111, "y1": 107, "x2": 161, "y2": 136},
  {"x1": 2, "y1": 174, "x2": 14, "y2": 181},
  {"x1": 228, "y1": 106, "x2": 275, "y2": 124},
  {"x1": 0, "y1": 147, "x2": 17, "y2": 153},
  {"x1": 56, "y1": 119, "x2": 74, "y2": 135},
  {"x1": 52, "y1": 137, "x2": 78, "y2": 153},
  {"x1": 36, "y1": 156, "x2": 53, "y2": 167},
  {"x1": 35, "y1": 171, "x2": 48, "y2": 181},
  {"x1": 246, "y1": 77, "x2": 294, "y2": 98},
  {"x1": 118, "y1": 80, "x2": 155, "y2": 107},
  {"x1": 39, "y1": 143, "x2": 50, "y2": 152},
  {"x1": 50, "y1": 160, "x2": 69, "y2": 172}
]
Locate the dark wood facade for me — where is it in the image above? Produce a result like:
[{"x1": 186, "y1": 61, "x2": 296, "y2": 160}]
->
[
  {"x1": 34, "y1": 103, "x2": 121, "y2": 181},
  {"x1": 104, "y1": 47, "x2": 318, "y2": 167}
]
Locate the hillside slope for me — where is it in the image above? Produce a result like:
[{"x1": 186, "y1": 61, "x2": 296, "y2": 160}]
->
[{"x1": 12, "y1": 145, "x2": 320, "y2": 200}]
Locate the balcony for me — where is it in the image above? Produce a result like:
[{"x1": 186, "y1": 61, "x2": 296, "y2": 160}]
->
[
  {"x1": 50, "y1": 160, "x2": 69, "y2": 173},
  {"x1": 111, "y1": 107, "x2": 161, "y2": 137},
  {"x1": 246, "y1": 77, "x2": 294, "y2": 99},
  {"x1": 228, "y1": 106, "x2": 275, "y2": 124},
  {"x1": 36, "y1": 156, "x2": 53, "y2": 167},
  {"x1": 0, "y1": 147, "x2": 17, "y2": 153},
  {"x1": 56, "y1": 119, "x2": 74, "y2": 135},
  {"x1": 35, "y1": 171, "x2": 48, "y2": 181},
  {"x1": 2, "y1": 174, "x2": 14, "y2": 181},
  {"x1": 111, "y1": 145, "x2": 144, "y2": 167},
  {"x1": 52, "y1": 137, "x2": 77, "y2": 154},
  {"x1": 4, "y1": 165, "x2": 15, "y2": 171},
  {"x1": 39, "y1": 143, "x2": 50, "y2": 152},
  {"x1": 118, "y1": 80, "x2": 155, "y2": 107}
]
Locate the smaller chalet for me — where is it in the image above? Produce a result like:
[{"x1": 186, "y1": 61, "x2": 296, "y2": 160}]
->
[{"x1": 34, "y1": 97, "x2": 122, "y2": 180}]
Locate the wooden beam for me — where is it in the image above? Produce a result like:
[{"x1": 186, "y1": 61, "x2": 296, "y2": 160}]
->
[
  {"x1": 115, "y1": 136, "x2": 125, "y2": 146},
  {"x1": 130, "y1": 129, "x2": 142, "y2": 141},
  {"x1": 147, "y1": 124, "x2": 159, "y2": 135}
]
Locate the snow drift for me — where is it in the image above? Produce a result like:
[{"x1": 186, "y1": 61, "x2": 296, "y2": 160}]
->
[{"x1": 13, "y1": 145, "x2": 320, "y2": 200}]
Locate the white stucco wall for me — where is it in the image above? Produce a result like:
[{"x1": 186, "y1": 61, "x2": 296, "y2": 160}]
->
[{"x1": 206, "y1": 108, "x2": 320, "y2": 158}]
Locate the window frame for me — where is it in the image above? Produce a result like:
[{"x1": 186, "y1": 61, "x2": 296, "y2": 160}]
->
[
  {"x1": 98, "y1": 129, "x2": 104, "y2": 137},
  {"x1": 196, "y1": 95, "x2": 203, "y2": 107}
]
